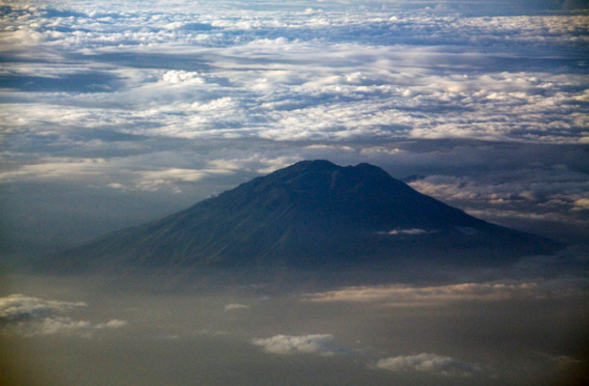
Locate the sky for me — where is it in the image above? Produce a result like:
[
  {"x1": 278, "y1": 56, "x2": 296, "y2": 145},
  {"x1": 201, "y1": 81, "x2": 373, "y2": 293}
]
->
[{"x1": 0, "y1": 1, "x2": 588, "y2": 385}]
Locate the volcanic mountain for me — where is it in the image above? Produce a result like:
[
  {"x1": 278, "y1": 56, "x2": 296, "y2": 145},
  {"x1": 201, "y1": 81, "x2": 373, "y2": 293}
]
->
[{"x1": 56, "y1": 160, "x2": 560, "y2": 271}]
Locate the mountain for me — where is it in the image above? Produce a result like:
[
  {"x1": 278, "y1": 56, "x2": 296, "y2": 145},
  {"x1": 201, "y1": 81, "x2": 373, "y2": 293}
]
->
[{"x1": 54, "y1": 160, "x2": 561, "y2": 271}]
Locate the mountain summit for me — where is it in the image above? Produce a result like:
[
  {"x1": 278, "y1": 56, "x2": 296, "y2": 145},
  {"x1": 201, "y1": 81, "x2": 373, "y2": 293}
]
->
[{"x1": 57, "y1": 160, "x2": 559, "y2": 270}]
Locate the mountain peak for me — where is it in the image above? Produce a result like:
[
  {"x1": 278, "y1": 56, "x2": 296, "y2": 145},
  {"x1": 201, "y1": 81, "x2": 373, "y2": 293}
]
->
[
  {"x1": 55, "y1": 160, "x2": 561, "y2": 272},
  {"x1": 261, "y1": 159, "x2": 404, "y2": 196},
  {"x1": 288, "y1": 159, "x2": 340, "y2": 170},
  {"x1": 283, "y1": 160, "x2": 386, "y2": 174}
]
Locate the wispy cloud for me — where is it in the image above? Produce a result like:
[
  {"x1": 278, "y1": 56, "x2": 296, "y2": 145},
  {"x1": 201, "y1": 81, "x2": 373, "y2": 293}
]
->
[
  {"x1": 378, "y1": 228, "x2": 434, "y2": 235},
  {"x1": 374, "y1": 353, "x2": 485, "y2": 377},
  {"x1": 224, "y1": 303, "x2": 250, "y2": 312},
  {"x1": 301, "y1": 279, "x2": 588, "y2": 306}
]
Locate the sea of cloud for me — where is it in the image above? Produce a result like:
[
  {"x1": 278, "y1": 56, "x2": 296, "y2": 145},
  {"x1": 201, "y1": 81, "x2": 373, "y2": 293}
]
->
[
  {"x1": 0, "y1": 0, "x2": 587, "y2": 254},
  {"x1": 0, "y1": 2, "x2": 587, "y2": 385}
]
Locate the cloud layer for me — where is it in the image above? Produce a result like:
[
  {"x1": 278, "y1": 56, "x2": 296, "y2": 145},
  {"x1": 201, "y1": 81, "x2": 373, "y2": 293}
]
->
[{"x1": 0, "y1": 0, "x2": 587, "y2": 251}]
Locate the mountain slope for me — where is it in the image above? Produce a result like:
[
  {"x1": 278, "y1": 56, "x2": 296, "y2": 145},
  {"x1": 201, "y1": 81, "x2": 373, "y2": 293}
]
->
[{"x1": 56, "y1": 160, "x2": 561, "y2": 270}]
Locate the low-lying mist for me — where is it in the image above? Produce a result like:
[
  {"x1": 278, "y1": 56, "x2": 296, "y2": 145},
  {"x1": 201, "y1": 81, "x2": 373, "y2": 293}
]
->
[{"x1": 2, "y1": 248, "x2": 588, "y2": 386}]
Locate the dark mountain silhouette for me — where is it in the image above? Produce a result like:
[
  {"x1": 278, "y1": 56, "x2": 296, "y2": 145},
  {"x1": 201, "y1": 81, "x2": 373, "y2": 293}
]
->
[{"x1": 55, "y1": 160, "x2": 561, "y2": 271}]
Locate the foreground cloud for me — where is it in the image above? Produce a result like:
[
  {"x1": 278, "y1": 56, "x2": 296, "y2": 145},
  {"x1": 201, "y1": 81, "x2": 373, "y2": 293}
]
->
[
  {"x1": 0, "y1": 294, "x2": 127, "y2": 337},
  {"x1": 0, "y1": 293, "x2": 86, "y2": 320},
  {"x1": 224, "y1": 303, "x2": 250, "y2": 312},
  {"x1": 374, "y1": 353, "x2": 484, "y2": 377},
  {"x1": 301, "y1": 279, "x2": 587, "y2": 306},
  {"x1": 251, "y1": 334, "x2": 336, "y2": 356}
]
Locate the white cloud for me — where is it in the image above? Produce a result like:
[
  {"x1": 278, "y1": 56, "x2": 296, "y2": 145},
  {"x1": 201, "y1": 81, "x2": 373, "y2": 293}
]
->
[
  {"x1": 1, "y1": 8, "x2": 586, "y2": 145},
  {"x1": 159, "y1": 70, "x2": 205, "y2": 85},
  {"x1": 0, "y1": 294, "x2": 127, "y2": 337},
  {"x1": 251, "y1": 334, "x2": 336, "y2": 356},
  {"x1": 359, "y1": 146, "x2": 404, "y2": 155},
  {"x1": 374, "y1": 353, "x2": 484, "y2": 377}
]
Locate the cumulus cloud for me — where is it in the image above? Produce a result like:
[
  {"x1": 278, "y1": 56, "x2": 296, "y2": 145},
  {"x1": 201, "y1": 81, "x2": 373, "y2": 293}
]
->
[
  {"x1": 374, "y1": 353, "x2": 484, "y2": 377},
  {"x1": 301, "y1": 280, "x2": 587, "y2": 306},
  {"x1": 159, "y1": 70, "x2": 205, "y2": 85},
  {"x1": 1, "y1": 5, "x2": 586, "y2": 145},
  {"x1": 0, "y1": 294, "x2": 127, "y2": 337},
  {"x1": 251, "y1": 334, "x2": 336, "y2": 356}
]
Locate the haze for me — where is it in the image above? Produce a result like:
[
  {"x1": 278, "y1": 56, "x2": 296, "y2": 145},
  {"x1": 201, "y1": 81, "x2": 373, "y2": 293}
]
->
[{"x1": 1, "y1": 1, "x2": 588, "y2": 385}]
